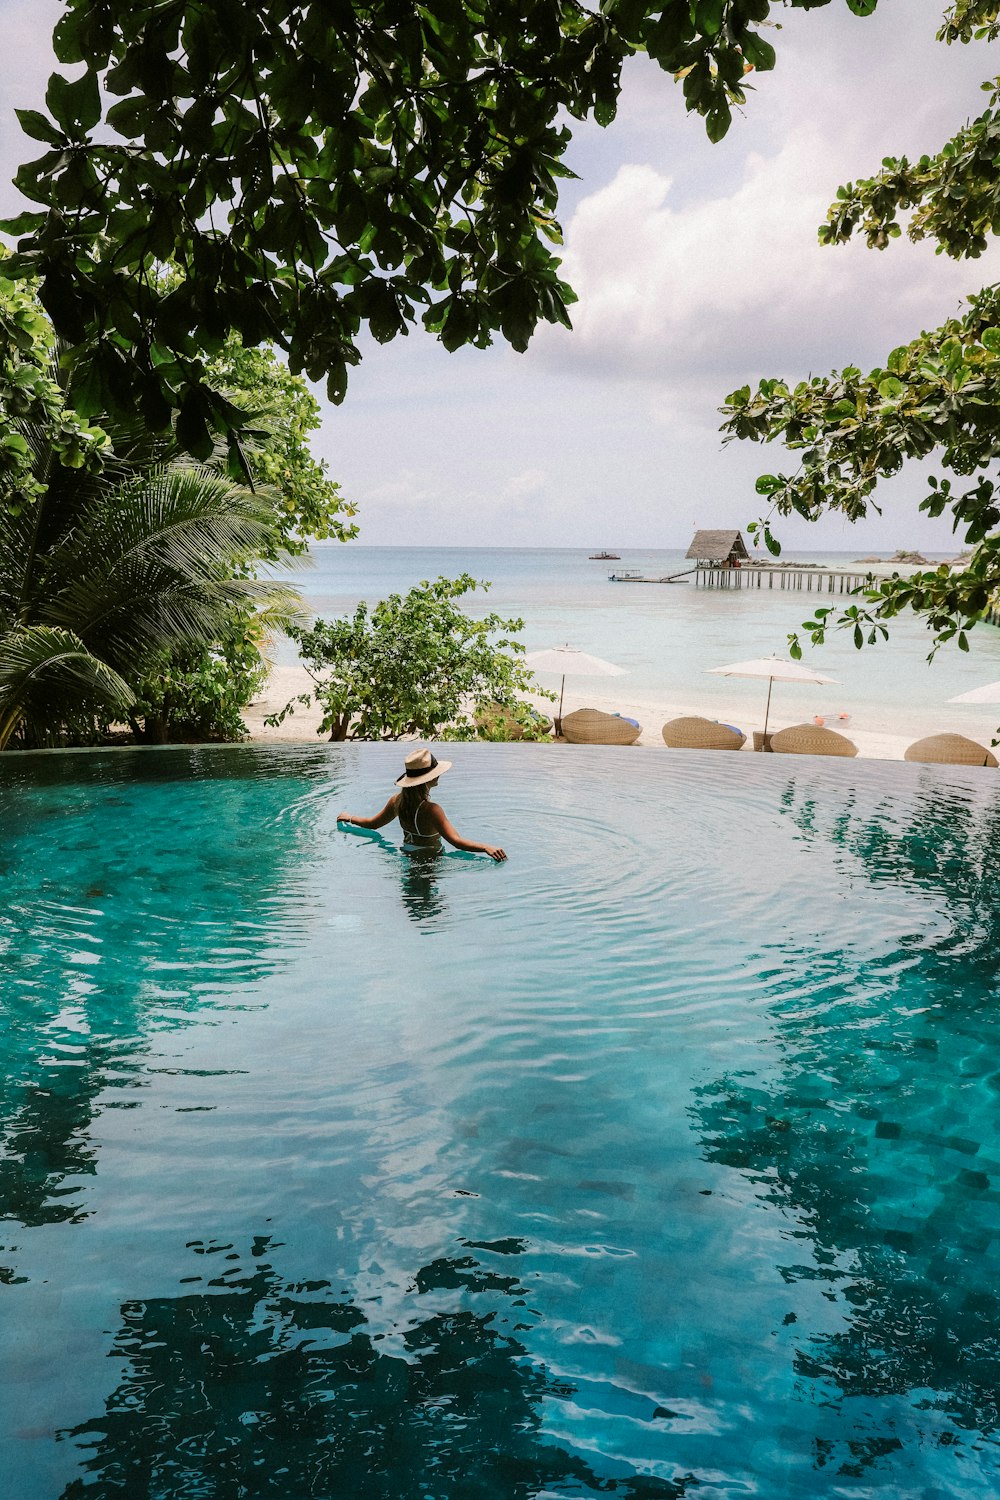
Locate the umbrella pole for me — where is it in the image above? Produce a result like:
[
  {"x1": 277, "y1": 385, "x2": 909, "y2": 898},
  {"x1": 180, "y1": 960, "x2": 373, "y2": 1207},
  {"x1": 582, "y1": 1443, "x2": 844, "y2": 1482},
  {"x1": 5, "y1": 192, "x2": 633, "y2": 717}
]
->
[
  {"x1": 762, "y1": 677, "x2": 774, "y2": 740},
  {"x1": 556, "y1": 675, "x2": 566, "y2": 735}
]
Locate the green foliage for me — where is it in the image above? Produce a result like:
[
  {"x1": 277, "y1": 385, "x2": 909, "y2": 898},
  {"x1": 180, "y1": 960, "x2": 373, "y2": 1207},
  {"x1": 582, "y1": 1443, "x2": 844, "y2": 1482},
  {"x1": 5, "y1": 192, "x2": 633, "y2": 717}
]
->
[
  {"x1": 0, "y1": 263, "x2": 110, "y2": 514},
  {"x1": 128, "y1": 617, "x2": 271, "y2": 744},
  {"x1": 470, "y1": 701, "x2": 554, "y2": 742},
  {"x1": 0, "y1": 280, "x2": 354, "y2": 746},
  {"x1": 0, "y1": 625, "x2": 133, "y2": 750},
  {"x1": 0, "y1": 415, "x2": 300, "y2": 749},
  {"x1": 203, "y1": 337, "x2": 357, "y2": 556},
  {"x1": 1, "y1": 0, "x2": 874, "y2": 449},
  {"x1": 721, "y1": 16, "x2": 1000, "y2": 657},
  {"x1": 819, "y1": 77, "x2": 1000, "y2": 258},
  {"x1": 269, "y1": 574, "x2": 547, "y2": 741},
  {"x1": 939, "y1": 1, "x2": 1000, "y2": 44}
]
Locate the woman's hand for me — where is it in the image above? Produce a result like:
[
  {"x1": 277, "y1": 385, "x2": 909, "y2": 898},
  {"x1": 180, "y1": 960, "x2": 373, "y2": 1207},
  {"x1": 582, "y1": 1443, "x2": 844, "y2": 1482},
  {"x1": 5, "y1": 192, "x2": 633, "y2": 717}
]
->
[
  {"x1": 336, "y1": 812, "x2": 352, "y2": 824},
  {"x1": 483, "y1": 845, "x2": 507, "y2": 862}
]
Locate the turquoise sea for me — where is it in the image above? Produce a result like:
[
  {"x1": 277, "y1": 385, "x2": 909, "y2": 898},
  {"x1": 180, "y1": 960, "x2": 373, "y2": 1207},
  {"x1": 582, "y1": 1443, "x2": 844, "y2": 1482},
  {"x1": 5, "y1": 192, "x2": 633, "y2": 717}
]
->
[{"x1": 277, "y1": 546, "x2": 1000, "y2": 741}]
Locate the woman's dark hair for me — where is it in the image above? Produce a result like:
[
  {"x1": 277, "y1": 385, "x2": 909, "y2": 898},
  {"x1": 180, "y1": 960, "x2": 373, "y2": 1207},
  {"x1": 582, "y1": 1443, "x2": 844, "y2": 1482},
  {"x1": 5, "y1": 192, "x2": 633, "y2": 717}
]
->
[{"x1": 398, "y1": 783, "x2": 432, "y2": 818}]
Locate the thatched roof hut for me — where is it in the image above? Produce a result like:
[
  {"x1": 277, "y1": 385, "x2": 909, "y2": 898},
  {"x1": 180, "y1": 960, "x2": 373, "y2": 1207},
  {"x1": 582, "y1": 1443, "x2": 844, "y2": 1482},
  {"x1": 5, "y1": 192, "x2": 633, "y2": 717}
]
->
[{"x1": 685, "y1": 529, "x2": 750, "y2": 564}]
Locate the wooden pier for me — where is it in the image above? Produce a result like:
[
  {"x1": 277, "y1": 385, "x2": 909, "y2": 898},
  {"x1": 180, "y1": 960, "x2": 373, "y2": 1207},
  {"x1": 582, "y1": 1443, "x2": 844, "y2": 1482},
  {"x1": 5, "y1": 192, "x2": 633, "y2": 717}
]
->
[
  {"x1": 694, "y1": 564, "x2": 873, "y2": 593},
  {"x1": 608, "y1": 568, "x2": 693, "y2": 584}
]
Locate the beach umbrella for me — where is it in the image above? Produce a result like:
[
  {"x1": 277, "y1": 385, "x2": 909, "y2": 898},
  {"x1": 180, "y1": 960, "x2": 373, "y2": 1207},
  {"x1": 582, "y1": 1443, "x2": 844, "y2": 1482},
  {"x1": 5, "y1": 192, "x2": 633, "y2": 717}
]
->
[
  {"x1": 947, "y1": 680, "x2": 1000, "y2": 704},
  {"x1": 707, "y1": 655, "x2": 839, "y2": 740},
  {"x1": 524, "y1": 644, "x2": 626, "y2": 730}
]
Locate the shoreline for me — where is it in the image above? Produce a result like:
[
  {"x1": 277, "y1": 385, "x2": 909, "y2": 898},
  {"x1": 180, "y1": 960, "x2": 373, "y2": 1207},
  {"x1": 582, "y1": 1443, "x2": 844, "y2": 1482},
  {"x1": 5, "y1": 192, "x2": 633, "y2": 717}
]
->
[{"x1": 244, "y1": 664, "x2": 1000, "y2": 762}]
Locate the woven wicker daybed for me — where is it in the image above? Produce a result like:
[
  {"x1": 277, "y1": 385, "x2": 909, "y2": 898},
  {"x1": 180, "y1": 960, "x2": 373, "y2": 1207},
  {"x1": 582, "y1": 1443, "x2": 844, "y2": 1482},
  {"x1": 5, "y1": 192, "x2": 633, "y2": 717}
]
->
[
  {"x1": 904, "y1": 732, "x2": 998, "y2": 767},
  {"x1": 559, "y1": 708, "x2": 641, "y2": 745},
  {"x1": 770, "y1": 723, "x2": 858, "y2": 757},
  {"x1": 661, "y1": 716, "x2": 745, "y2": 751}
]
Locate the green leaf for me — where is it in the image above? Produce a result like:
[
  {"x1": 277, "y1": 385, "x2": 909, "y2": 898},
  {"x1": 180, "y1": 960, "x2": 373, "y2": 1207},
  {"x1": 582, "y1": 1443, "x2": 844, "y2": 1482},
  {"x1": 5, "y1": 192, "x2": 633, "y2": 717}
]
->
[
  {"x1": 696, "y1": 0, "x2": 725, "y2": 38},
  {"x1": 740, "y1": 33, "x2": 776, "y2": 72},
  {"x1": 0, "y1": 209, "x2": 47, "y2": 236},
  {"x1": 704, "y1": 102, "x2": 731, "y2": 144},
  {"x1": 755, "y1": 474, "x2": 784, "y2": 495},
  {"x1": 45, "y1": 69, "x2": 101, "y2": 136},
  {"x1": 14, "y1": 109, "x2": 64, "y2": 147}
]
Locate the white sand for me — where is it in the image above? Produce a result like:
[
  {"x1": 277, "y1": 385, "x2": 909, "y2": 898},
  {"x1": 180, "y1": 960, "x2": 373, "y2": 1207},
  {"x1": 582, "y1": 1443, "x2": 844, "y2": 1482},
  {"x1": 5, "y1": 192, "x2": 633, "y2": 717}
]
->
[
  {"x1": 244, "y1": 663, "x2": 1000, "y2": 761},
  {"x1": 244, "y1": 664, "x2": 328, "y2": 741}
]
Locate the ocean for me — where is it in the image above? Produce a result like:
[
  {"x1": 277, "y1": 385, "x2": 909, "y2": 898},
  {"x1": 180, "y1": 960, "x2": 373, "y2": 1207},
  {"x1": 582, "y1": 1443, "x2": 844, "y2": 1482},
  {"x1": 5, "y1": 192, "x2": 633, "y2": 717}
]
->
[{"x1": 273, "y1": 546, "x2": 1000, "y2": 742}]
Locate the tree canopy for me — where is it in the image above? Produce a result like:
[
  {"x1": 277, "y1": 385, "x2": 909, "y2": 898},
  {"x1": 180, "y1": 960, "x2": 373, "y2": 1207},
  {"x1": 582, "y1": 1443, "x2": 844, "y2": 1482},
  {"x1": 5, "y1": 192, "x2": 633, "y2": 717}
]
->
[
  {"x1": 270, "y1": 574, "x2": 547, "y2": 740},
  {"x1": 1, "y1": 0, "x2": 875, "y2": 457},
  {"x1": 721, "y1": 1, "x2": 1000, "y2": 657},
  {"x1": 0, "y1": 277, "x2": 350, "y2": 747}
]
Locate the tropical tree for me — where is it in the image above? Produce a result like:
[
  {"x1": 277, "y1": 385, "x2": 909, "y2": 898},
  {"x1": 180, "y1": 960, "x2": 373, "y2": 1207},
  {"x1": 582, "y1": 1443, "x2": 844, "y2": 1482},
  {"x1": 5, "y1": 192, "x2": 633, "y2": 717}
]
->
[
  {"x1": 721, "y1": 0, "x2": 1000, "y2": 658},
  {"x1": 269, "y1": 574, "x2": 549, "y2": 741},
  {"x1": 0, "y1": 266, "x2": 358, "y2": 746},
  {"x1": 0, "y1": 266, "x2": 110, "y2": 514},
  {"x1": 0, "y1": 0, "x2": 876, "y2": 454},
  {"x1": 0, "y1": 412, "x2": 300, "y2": 750},
  {"x1": 199, "y1": 333, "x2": 357, "y2": 555}
]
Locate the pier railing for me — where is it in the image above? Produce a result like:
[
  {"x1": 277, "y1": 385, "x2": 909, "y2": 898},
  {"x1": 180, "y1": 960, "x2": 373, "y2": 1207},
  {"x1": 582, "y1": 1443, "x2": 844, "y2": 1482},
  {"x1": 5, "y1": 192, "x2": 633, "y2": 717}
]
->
[{"x1": 694, "y1": 564, "x2": 873, "y2": 593}]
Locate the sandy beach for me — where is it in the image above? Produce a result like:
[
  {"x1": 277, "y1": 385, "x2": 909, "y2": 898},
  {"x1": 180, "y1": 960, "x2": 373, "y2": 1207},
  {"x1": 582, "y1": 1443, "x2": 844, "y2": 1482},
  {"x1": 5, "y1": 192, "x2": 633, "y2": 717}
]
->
[{"x1": 244, "y1": 662, "x2": 1000, "y2": 761}]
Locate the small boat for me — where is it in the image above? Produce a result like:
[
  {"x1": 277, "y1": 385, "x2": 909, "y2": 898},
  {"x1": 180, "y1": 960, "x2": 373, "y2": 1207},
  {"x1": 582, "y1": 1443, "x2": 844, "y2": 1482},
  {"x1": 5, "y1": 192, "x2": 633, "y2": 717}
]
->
[
  {"x1": 589, "y1": 550, "x2": 620, "y2": 560},
  {"x1": 609, "y1": 570, "x2": 690, "y2": 583}
]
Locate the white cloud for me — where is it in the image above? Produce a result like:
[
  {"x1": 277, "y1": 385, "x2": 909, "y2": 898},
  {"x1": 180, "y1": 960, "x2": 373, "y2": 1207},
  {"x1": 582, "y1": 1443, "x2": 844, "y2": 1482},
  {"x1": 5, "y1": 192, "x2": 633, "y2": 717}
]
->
[{"x1": 539, "y1": 137, "x2": 998, "y2": 390}]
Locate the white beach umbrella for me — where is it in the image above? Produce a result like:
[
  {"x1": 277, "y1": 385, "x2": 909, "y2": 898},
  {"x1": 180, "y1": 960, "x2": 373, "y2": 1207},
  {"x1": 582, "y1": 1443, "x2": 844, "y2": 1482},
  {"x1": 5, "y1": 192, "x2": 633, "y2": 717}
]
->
[
  {"x1": 707, "y1": 655, "x2": 839, "y2": 738},
  {"x1": 948, "y1": 681, "x2": 1000, "y2": 704},
  {"x1": 524, "y1": 644, "x2": 626, "y2": 728}
]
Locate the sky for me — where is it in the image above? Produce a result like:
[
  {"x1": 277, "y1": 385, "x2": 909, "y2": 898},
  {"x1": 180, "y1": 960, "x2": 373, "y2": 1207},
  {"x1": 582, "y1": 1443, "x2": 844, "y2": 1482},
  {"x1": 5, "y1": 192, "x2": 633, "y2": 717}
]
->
[{"x1": 1, "y1": 0, "x2": 998, "y2": 552}]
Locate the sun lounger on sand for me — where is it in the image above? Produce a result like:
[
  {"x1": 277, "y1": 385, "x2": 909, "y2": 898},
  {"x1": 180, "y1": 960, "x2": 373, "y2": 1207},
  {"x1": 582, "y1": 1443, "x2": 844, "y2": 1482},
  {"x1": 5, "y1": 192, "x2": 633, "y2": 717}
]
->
[
  {"x1": 904, "y1": 733, "x2": 998, "y2": 767},
  {"x1": 559, "y1": 708, "x2": 641, "y2": 744},
  {"x1": 770, "y1": 723, "x2": 858, "y2": 758},
  {"x1": 661, "y1": 716, "x2": 746, "y2": 751}
]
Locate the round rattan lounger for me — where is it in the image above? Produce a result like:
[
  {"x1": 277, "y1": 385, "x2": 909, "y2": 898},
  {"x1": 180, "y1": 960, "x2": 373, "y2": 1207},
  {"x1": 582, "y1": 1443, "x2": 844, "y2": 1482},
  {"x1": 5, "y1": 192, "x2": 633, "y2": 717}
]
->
[
  {"x1": 560, "y1": 708, "x2": 641, "y2": 745},
  {"x1": 661, "y1": 716, "x2": 745, "y2": 751},
  {"x1": 770, "y1": 723, "x2": 858, "y2": 757},
  {"x1": 904, "y1": 733, "x2": 998, "y2": 767}
]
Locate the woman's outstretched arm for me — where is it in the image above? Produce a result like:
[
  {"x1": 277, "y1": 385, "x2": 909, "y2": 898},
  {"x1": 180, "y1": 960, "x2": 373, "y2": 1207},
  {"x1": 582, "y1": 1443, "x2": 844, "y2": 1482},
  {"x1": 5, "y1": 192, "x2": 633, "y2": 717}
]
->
[
  {"x1": 337, "y1": 796, "x2": 399, "y2": 830},
  {"x1": 424, "y1": 803, "x2": 506, "y2": 861}
]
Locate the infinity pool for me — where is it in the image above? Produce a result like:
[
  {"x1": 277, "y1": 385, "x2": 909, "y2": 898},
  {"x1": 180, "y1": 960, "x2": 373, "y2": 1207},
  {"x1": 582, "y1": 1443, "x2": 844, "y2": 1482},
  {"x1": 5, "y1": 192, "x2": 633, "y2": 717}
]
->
[{"x1": 3, "y1": 745, "x2": 1000, "y2": 1498}]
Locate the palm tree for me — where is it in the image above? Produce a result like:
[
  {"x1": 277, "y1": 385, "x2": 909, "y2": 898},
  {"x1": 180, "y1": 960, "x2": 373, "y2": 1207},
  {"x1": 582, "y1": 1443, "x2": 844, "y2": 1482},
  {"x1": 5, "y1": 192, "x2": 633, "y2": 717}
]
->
[{"x1": 0, "y1": 415, "x2": 300, "y2": 750}]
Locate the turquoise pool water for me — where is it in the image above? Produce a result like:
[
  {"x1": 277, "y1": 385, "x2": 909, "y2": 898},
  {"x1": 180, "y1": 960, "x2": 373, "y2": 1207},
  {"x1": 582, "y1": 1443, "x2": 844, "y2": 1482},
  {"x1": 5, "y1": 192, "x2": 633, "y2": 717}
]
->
[{"x1": 3, "y1": 745, "x2": 1000, "y2": 1498}]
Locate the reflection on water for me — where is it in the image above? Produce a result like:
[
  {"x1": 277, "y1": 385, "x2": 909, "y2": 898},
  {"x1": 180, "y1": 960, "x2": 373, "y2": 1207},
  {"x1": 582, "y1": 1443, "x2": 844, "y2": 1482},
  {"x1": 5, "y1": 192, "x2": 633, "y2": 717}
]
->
[
  {"x1": 344, "y1": 827, "x2": 453, "y2": 925},
  {"x1": 400, "y1": 846, "x2": 449, "y2": 925},
  {"x1": 58, "y1": 1241, "x2": 688, "y2": 1500},
  {"x1": 5, "y1": 747, "x2": 1000, "y2": 1497},
  {"x1": 694, "y1": 775, "x2": 1000, "y2": 1477},
  {"x1": 0, "y1": 751, "x2": 315, "y2": 1228}
]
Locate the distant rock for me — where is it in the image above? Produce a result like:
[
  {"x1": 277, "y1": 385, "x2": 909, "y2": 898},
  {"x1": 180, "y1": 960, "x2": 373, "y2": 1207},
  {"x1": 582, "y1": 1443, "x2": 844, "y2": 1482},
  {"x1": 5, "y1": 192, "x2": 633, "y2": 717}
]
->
[{"x1": 853, "y1": 550, "x2": 935, "y2": 567}]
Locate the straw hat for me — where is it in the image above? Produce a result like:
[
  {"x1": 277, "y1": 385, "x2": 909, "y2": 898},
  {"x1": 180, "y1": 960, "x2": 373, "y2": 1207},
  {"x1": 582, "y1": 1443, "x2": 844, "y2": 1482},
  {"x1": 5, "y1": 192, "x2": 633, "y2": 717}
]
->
[{"x1": 395, "y1": 747, "x2": 452, "y2": 788}]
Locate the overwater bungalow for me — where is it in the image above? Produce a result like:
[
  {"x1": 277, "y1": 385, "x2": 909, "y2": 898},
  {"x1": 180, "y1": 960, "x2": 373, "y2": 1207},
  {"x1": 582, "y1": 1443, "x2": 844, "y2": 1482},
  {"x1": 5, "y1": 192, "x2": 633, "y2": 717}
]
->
[{"x1": 685, "y1": 528, "x2": 751, "y2": 568}]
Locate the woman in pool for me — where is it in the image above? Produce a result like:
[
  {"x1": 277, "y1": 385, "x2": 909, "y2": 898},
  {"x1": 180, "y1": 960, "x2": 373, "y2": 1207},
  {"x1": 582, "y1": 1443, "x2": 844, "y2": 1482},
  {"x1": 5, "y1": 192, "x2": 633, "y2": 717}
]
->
[{"x1": 337, "y1": 748, "x2": 507, "y2": 861}]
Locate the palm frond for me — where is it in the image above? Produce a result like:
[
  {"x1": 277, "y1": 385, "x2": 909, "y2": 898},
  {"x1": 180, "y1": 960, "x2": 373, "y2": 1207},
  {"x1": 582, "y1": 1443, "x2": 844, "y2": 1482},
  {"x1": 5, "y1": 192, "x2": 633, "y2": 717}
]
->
[
  {"x1": 0, "y1": 401, "x2": 303, "y2": 744},
  {"x1": 0, "y1": 626, "x2": 134, "y2": 750},
  {"x1": 34, "y1": 465, "x2": 294, "y2": 649}
]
